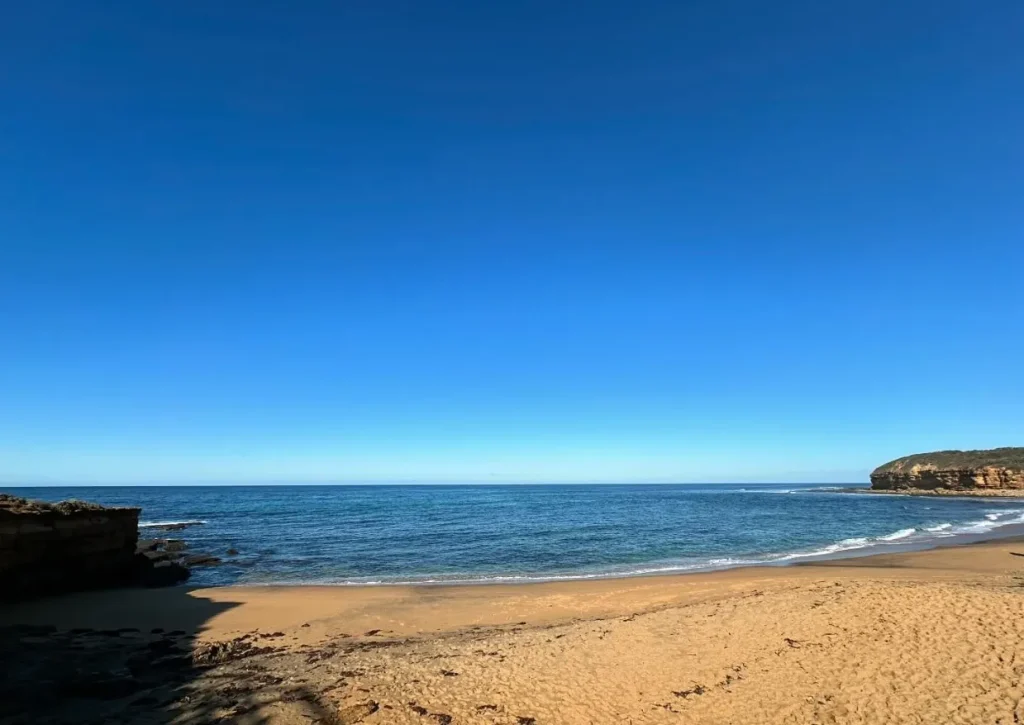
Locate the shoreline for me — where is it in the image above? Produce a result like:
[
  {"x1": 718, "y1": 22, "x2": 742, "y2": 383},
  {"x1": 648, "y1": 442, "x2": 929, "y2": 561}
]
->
[
  {"x1": 206, "y1": 524, "x2": 1024, "y2": 595},
  {"x1": 5, "y1": 529, "x2": 1024, "y2": 638},
  {"x1": 6, "y1": 533, "x2": 1024, "y2": 723},
  {"x1": 178, "y1": 516, "x2": 1024, "y2": 590}
]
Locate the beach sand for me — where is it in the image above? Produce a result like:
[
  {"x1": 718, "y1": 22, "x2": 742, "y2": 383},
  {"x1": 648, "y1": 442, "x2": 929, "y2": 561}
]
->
[{"x1": 4, "y1": 539, "x2": 1024, "y2": 724}]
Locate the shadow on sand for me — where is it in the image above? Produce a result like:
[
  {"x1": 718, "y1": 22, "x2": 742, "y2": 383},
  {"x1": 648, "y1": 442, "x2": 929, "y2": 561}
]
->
[{"x1": 0, "y1": 586, "x2": 341, "y2": 724}]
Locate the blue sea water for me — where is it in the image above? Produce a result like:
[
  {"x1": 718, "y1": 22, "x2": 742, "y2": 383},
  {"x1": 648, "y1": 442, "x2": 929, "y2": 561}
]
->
[{"x1": 10, "y1": 484, "x2": 1024, "y2": 587}]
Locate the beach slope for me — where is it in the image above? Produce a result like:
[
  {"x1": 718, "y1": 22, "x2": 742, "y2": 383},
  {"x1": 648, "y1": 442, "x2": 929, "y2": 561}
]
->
[{"x1": 4, "y1": 539, "x2": 1024, "y2": 724}]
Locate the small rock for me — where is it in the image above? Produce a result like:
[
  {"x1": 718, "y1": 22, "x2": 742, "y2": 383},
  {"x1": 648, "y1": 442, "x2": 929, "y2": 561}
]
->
[
  {"x1": 338, "y1": 700, "x2": 379, "y2": 722},
  {"x1": 135, "y1": 556, "x2": 190, "y2": 587},
  {"x1": 192, "y1": 636, "x2": 276, "y2": 665},
  {"x1": 141, "y1": 550, "x2": 173, "y2": 564}
]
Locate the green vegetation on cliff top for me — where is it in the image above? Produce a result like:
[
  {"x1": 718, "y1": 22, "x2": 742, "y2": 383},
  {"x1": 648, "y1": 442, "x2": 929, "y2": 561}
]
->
[{"x1": 872, "y1": 447, "x2": 1024, "y2": 475}]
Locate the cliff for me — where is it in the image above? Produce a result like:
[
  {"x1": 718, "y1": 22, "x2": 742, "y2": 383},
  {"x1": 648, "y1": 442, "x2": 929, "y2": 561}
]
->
[
  {"x1": 0, "y1": 493, "x2": 186, "y2": 601},
  {"x1": 870, "y1": 448, "x2": 1024, "y2": 491}
]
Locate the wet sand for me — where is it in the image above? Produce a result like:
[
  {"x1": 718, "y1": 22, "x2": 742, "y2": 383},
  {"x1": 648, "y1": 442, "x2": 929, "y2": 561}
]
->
[{"x1": 4, "y1": 538, "x2": 1024, "y2": 723}]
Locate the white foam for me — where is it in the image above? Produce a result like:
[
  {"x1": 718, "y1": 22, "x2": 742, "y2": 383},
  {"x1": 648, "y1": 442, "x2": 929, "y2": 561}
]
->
[
  {"x1": 953, "y1": 510, "x2": 1024, "y2": 535},
  {"x1": 770, "y1": 536, "x2": 876, "y2": 562},
  {"x1": 877, "y1": 528, "x2": 916, "y2": 541},
  {"x1": 925, "y1": 523, "x2": 952, "y2": 532},
  {"x1": 139, "y1": 519, "x2": 207, "y2": 528}
]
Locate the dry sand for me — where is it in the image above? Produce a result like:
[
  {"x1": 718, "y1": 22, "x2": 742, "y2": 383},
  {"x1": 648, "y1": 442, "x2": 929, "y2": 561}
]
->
[{"x1": 5, "y1": 539, "x2": 1024, "y2": 724}]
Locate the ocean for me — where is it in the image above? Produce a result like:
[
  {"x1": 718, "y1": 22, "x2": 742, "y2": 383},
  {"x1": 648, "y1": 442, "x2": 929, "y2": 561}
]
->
[{"x1": 11, "y1": 483, "x2": 1024, "y2": 587}]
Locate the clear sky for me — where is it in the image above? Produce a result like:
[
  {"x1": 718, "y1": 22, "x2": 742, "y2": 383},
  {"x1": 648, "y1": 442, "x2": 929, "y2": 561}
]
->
[{"x1": 1, "y1": 1, "x2": 1022, "y2": 485}]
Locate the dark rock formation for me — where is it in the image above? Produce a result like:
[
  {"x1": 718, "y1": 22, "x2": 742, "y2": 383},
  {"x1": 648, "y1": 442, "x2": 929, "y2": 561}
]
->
[
  {"x1": 136, "y1": 537, "x2": 219, "y2": 576},
  {"x1": 871, "y1": 447, "x2": 1024, "y2": 491},
  {"x1": 0, "y1": 494, "x2": 142, "y2": 601},
  {"x1": 1, "y1": 494, "x2": 193, "y2": 600},
  {"x1": 136, "y1": 538, "x2": 164, "y2": 552},
  {"x1": 135, "y1": 556, "x2": 191, "y2": 587}
]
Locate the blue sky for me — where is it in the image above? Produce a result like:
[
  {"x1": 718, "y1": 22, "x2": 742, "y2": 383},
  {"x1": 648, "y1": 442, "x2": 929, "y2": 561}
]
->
[{"x1": 1, "y1": 1, "x2": 1022, "y2": 484}]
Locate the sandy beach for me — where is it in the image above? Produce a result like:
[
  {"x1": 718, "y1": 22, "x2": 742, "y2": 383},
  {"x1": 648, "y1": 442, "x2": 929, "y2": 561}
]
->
[{"x1": 3, "y1": 538, "x2": 1024, "y2": 724}]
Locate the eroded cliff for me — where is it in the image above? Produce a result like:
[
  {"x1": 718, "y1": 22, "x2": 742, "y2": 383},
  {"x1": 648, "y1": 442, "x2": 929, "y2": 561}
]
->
[{"x1": 870, "y1": 448, "x2": 1024, "y2": 491}]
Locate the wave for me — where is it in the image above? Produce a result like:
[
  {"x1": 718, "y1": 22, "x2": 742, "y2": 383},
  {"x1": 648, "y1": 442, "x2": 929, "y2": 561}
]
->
[
  {"x1": 344, "y1": 514, "x2": 1024, "y2": 585},
  {"x1": 767, "y1": 529, "x2": 929, "y2": 563},
  {"x1": 244, "y1": 525, "x2": 938, "y2": 586},
  {"x1": 139, "y1": 519, "x2": 207, "y2": 528},
  {"x1": 736, "y1": 488, "x2": 798, "y2": 494},
  {"x1": 211, "y1": 506, "x2": 1024, "y2": 589},
  {"x1": 878, "y1": 528, "x2": 916, "y2": 541},
  {"x1": 956, "y1": 510, "x2": 1024, "y2": 533}
]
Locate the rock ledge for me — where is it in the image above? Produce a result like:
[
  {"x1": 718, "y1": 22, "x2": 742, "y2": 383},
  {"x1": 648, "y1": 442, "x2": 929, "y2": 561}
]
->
[
  {"x1": 870, "y1": 447, "x2": 1024, "y2": 492},
  {"x1": 0, "y1": 493, "x2": 190, "y2": 601}
]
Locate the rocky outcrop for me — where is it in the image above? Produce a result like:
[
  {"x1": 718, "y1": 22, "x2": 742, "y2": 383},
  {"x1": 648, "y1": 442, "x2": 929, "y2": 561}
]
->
[
  {"x1": 0, "y1": 494, "x2": 143, "y2": 601},
  {"x1": 0, "y1": 494, "x2": 190, "y2": 601},
  {"x1": 870, "y1": 448, "x2": 1024, "y2": 492}
]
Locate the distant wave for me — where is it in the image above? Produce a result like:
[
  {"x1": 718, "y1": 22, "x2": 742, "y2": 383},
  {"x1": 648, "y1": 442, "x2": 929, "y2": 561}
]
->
[{"x1": 139, "y1": 519, "x2": 207, "y2": 528}]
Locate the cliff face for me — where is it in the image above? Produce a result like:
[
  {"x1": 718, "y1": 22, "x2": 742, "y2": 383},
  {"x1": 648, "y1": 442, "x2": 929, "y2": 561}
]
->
[
  {"x1": 870, "y1": 448, "x2": 1024, "y2": 491},
  {"x1": 0, "y1": 494, "x2": 141, "y2": 601}
]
